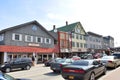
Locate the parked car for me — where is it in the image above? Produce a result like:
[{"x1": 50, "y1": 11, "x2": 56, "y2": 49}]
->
[
  {"x1": 93, "y1": 53, "x2": 103, "y2": 59},
  {"x1": 61, "y1": 59, "x2": 106, "y2": 80},
  {"x1": 71, "y1": 56, "x2": 81, "y2": 60},
  {"x1": 44, "y1": 58, "x2": 62, "y2": 66},
  {"x1": 81, "y1": 54, "x2": 93, "y2": 59},
  {"x1": 0, "y1": 71, "x2": 31, "y2": 80},
  {"x1": 0, "y1": 58, "x2": 32, "y2": 73},
  {"x1": 112, "y1": 52, "x2": 120, "y2": 59},
  {"x1": 50, "y1": 58, "x2": 74, "y2": 73},
  {"x1": 98, "y1": 56, "x2": 120, "y2": 68}
]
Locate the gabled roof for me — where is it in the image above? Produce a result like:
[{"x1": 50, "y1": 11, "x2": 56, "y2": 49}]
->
[
  {"x1": 0, "y1": 20, "x2": 56, "y2": 40},
  {"x1": 50, "y1": 21, "x2": 86, "y2": 34},
  {"x1": 49, "y1": 32, "x2": 58, "y2": 40},
  {"x1": 57, "y1": 22, "x2": 78, "y2": 32}
]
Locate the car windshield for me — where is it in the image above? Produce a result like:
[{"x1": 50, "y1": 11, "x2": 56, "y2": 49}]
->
[
  {"x1": 101, "y1": 56, "x2": 114, "y2": 59},
  {"x1": 2, "y1": 73, "x2": 15, "y2": 80},
  {"x1": 56, "y1": 59, "x2": 66, "y2": 63},
  {"x1": 71, "y1": 60, "x2": 89, "y2": 66}
]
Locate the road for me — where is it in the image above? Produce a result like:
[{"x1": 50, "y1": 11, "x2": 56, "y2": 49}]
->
[{"x1": 7, "y1": 64, "x2": 115, "y2": 80}]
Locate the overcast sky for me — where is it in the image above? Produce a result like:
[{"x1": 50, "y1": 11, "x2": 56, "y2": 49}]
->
[{"x1": 0, "y1": 0, "x2": 120, "y2": 47}]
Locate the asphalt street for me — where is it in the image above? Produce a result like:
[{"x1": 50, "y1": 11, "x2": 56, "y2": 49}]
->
[{"x1": 7, "y1": 64, "x2": 116, "y2": 80}]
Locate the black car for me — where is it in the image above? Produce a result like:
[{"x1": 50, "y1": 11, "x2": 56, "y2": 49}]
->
[
  {"x1": 44, "y1": 58, "x2": 62, "y2": 66},
  {"x1": 0, "y1": 58, "x2": 32, "y2": 73},
  {"x1": 0, "y1": 71, "x2": 31, "y2": 80},
  {"x1": 50, "y1": 58, "x2": 74, "y2": 73},
  {"x1": 61, "y1": 59, "x2": 106, "y2": 80}
]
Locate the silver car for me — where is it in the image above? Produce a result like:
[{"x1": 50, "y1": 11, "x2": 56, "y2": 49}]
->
[{"x1": 99, "y1": 56, "x2": 120, "y2": 68}]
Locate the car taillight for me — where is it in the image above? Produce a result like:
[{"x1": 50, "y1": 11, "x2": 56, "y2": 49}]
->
[
  {"x1": 63, "y1": 68, "x2": 85, "y2": 73},
  {"x1": 59, "y1": 64, "x2": 62, "y2": 67},
  {"x1": 108, "y1": 60, "x2": 113, "y2": 63}
]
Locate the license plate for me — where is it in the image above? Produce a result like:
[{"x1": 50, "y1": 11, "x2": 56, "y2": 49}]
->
[
  {"x1": 69, "y1": 76, "x2": 74, "y2": 79},
  {"x1": 53, "y1": 68, "x2": 56, "y2": 70}
]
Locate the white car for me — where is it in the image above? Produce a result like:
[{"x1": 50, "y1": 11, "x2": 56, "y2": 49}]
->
[{"x1": 98, "y1": 56, "x2": 120, "y2": 68}]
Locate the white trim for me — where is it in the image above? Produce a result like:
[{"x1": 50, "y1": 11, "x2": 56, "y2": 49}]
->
[
  {"x1": 4, "y1": 52, "x2": 7, "y2": 62},
  {"x1": 45, "y1": 38, "x2": 51, "y2": 44},
  {"x1": 36, "y1": 37, "x2": 43, "y2": 43},
  {"x1": 25, "y1": 35, "x2": 33, "y2": 42},
  {"x1": 12, "y1": 33, "x2": 22, "y2": 41},
  {"x1": 0, "y1": 34, "x2": 4, "y2": 41}
]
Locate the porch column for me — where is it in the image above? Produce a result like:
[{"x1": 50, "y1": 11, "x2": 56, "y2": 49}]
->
[
  {"x1": 52, "y1": 53, "x2": 55, "y2": 59},
  {"x1": 47, "y1": 54, "x2": 49, "y2": 60},
  {"x1": 4, "y1": 52, "x2": 7, "y2": 63},
  {"x1": 33, "y1": 52, "x2": 37, "y2": 64}
]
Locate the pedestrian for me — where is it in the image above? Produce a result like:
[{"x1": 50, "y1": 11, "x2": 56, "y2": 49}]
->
[{"x1": 32, "y1": 56, "x2": 35, "y2": 66}]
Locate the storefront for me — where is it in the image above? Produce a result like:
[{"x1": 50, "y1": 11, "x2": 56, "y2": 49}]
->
[{"x1": 0, "y1": 45, "x2": 57, "y2": 64}]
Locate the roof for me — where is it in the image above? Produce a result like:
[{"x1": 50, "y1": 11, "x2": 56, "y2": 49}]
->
[
  {"x1": 49, "y1": 32, "x2": 58, "y2": 40},
  {"x1": 50, "y1": 22, "x2": 86, "y2": 34},
  {"x1": 87, "y1": 32, "x2": 102, "y2": 37},
  {"x1": 0, "y1": 20, "x2": 56, "y2": 40},
  {"x1": 56, "y1": 22, "x2": 78, "y2": 32},
  {"x1": 0, "y1": 45, "x2": 59, "y2": 53}
]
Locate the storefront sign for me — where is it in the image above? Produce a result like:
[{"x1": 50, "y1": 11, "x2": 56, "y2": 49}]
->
[{"x1": 28, "y1": 43, "x2": 40, "y2": 47}]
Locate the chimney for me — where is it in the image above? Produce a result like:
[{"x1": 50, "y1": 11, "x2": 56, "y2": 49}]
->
[
  {"x1": 53, "y1": 25, "x2": 57, "y2": 32},
  {"x1": 66, "y1": 21, "x2": 68, "y2": 26},
  {"x1": 53, "y1": 25, "x2": 56, "y2": 30}
]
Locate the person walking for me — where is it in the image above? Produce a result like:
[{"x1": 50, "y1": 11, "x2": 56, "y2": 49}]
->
[{"x1": 32, "y1": 56, "x2": 35, "y2": 66}]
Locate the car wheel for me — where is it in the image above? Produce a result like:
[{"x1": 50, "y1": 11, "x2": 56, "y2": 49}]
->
[
  {"x1": 114, "y1": 63, "x2": 117, "y2": 69},
  {"x1": 89, "y1": 73, "x2": 95, "y2": 80},
  {"x1": 103, "y1": 68, "x2": 106, "y2": 75},
  {"x1": 25, "y1": 65, "x2": 30, "y2": 70},
  {"x1": 53, "y1": 70, "x2": 56, "y2": 73},
  {"x1": 5, "y1": 68, "x2": 11, "y2": 73}
]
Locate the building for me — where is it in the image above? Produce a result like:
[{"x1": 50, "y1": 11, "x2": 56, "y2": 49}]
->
[
  {"x1": 51, "y1": 21, "x2": 87, "y2": 57},
  {"x1": 87, "y1": 32, "x2": 103, "y2": 49},
  {"x1": 103, "y1": 36, "x2": 114, "y2": 49},
  {"x1": 0, "y1": 20, "x2": 57, "y2": 64},
  {"x1": 86, "y1": 32, "x2": 114, "y2": 53}
]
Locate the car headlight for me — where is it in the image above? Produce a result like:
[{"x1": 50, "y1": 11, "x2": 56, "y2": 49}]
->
[{"x1": 1, "y1": 65, "x2": 5, "y2": 67}]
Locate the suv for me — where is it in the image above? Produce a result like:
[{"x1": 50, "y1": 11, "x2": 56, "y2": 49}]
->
[{"x1": 0, "y1": 58, "x2": 32, "y2": 73}]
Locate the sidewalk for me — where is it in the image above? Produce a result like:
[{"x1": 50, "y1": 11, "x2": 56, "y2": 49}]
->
[{"x1": 100, "y1": 67, "x2": 120, "y2": 80}]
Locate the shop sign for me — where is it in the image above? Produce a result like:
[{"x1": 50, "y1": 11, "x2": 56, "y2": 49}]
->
[{"x1": 28, "y1": 43, "x2": 40, "y2": 47}]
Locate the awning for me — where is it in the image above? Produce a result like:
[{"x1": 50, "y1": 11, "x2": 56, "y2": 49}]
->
[{"x1": 0, "y1": 45, "x2": 59, "y2": 53}]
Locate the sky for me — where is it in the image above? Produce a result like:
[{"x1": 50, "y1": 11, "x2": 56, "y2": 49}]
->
[{"x1": 0, "y1": 0, "x2": 120, "y2": 47}]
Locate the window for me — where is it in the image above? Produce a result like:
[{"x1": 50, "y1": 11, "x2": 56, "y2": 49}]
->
[
  {"x1": 72, "y1": 42, "x2": 75, "y2": 47},
  {"x1": 12, "y1": 33, "x2": 22, "y2": 41},
  {"x1": 77, "y1": 42, "x2": 79, "y2": 47},
  {"x1": 80, "y1": 43, "x2": 83, "y2": 48},
  {"x1": 72, "y1": 33, "x2": 74, "y2": 38},
  {"x1": 0, "y1": 34, "x2": 4, "y2": 41},
  {"x1": 80, "y1": 35, "x2": 82, "y2": 40},
  {"x1": 25, "y1": 35, "x2": 33, "y2": 42},
  {"x1": 76, "y1": 35, "x2": 79, "y2": 39},
  {"x1": 36, "y1": 37, "x2": 43, "y2": 43},
  {"x1": 45, "y1": 38, "x2": 51, "y2": 44}
]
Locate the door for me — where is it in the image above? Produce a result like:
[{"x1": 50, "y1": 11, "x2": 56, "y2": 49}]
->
[{"x1": 0, "y1": 52, "x2": 3, "y2": 64}]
